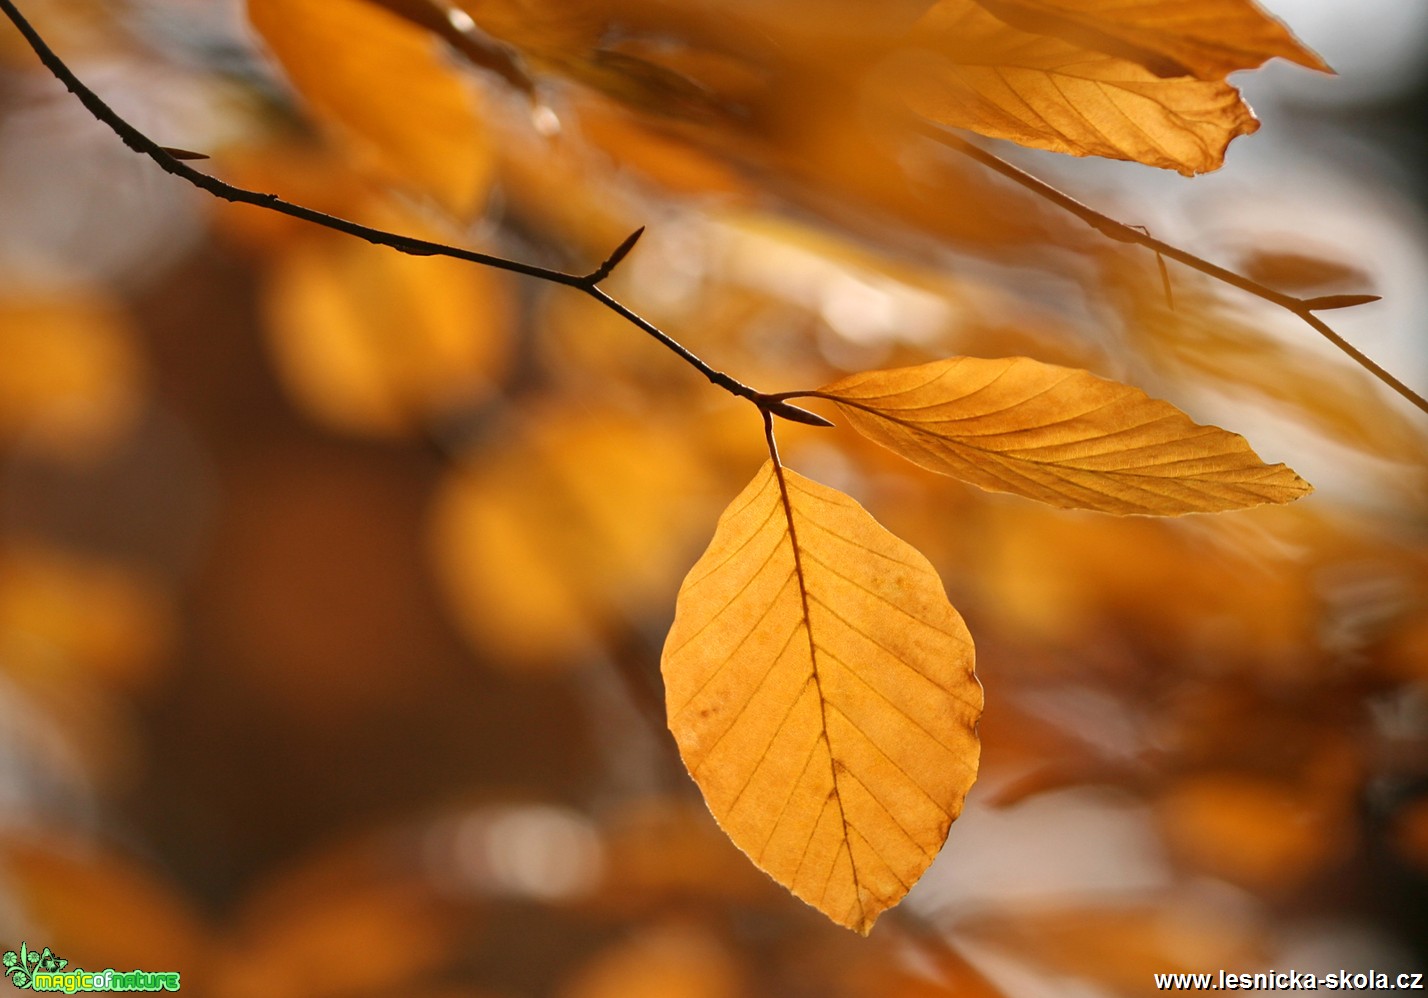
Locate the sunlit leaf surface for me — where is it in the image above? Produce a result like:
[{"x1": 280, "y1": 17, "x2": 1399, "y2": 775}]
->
[
  {"x1": 901, "y1": 0, "x2": 1260, "y2": 174},
  {"x1": 248, "y1": 0, "x2": 493, "y2": 214},
  {"x1": 814, "y1": 356, "x2": 1312, "y2": 514},
  {"x1": 967, "y1": 0, "x2": 1329, "y2": 80},
  {"x1": 663, "y1": 462, "x2": 981, "y2": 933}
]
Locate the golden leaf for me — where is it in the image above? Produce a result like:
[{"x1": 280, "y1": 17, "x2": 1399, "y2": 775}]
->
[
  {"x1": 811, "y1": 356, "x2": 1312, "y2": 515},
  {"x1": 967, "y1": 0, "x2": 1329, "y2": 80},
  {"x1": 899, "y1": 0, "x2": 1259, "y2": 174},
  {"x1": 663, "y1": 462, "x2": 981, "y2": 933},
  {"x1": 247, "y1": 0, "x2": 493, "y2": 215}
]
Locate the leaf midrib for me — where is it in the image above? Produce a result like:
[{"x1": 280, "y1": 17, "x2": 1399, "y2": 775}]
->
[{"x1": 769, "y1": 462, "x2": 867, "y2": 929}]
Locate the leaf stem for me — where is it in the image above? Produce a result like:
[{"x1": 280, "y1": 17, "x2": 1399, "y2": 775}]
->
[
  {"x1": 919, "y1": 122, "x2": 1428, "y2": 417},
  {"x1": 0, "y1": 0, "x2": 833, "y2": 427}
]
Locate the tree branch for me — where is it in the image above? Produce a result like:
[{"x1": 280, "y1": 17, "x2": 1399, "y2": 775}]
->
[
  {"x1": 0, "y1": 0, "x2": 832, "y2": 427},
  {"x1": 919, "y1": 122, "x2": 1428, "y2": 417}
]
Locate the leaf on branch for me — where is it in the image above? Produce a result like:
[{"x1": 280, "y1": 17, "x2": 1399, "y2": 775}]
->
[
  {"x1": 967, "y1": 0, "x2": 1329, "y2": 81},
  {"x1": 811, "y1": 356, "x2": 1312, "y2": 515},
  {"x1": 247, "y1": 0, "x2": 494, "y2": 216},
  {"x1": 663, "y1": 462, "x2": 981, "y2": 934},
  {"x1": 898, "y1": 0, "x2": 1259, "y2": 175}
]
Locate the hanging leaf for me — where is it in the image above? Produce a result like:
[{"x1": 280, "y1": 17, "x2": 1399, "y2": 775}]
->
[
  {"x1": 967, "y1": 0, "x2": 1329, "y2": 81},
  {"x1": 662, "y1": 462, "x2": 981, "y2": 934},
  {"x1": 807, "y1": 356, "x2": 1311, "y2": 515},
  {"x1": 899, "y1": 0, "x2": 1259, "y2": 175}
]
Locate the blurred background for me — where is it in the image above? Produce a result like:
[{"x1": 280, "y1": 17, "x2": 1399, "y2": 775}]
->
[{"x1": 0, "y1": 0, "x2": 1425, "y2": 994}]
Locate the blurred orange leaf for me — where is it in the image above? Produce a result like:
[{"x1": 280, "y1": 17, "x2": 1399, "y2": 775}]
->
[
  {"x1": 0, "y1": 293, "x2": 143, "y2": 460},
  {"x1": 430, "y1": 405, "x2": 719, "y2": 668},
  {"x1": 810, "y1": 356, "x2": 1312, "y2": 514},
  {"x1": 836, "y1": 937, "x2": 1012, "y2": 998},
  {"x1": 967, "y1": 0, "x2": 1328, "y2": 80},
  {"x1": 0, "y1": 543, "x2": 171, "y2": 690},
  {"x1": 560, "y1": 921, "x2": 745, "y2": 998},
  {"x1": 1391, "y1": 798, "x2": 1428, "y2": 875},
  {"x1": 261, "y1": 228, "x2": 513, "y2": 438},
  {"x1": 967, "y1": 898, "x2": 1266, "y2": 995},
  {"x1": 595, "y1": 799, "x2": 785, "y2": 913},
  {"x1": 1236, "y1": 246, "x2": 1374, "y2": 295},
  {"x1": 1157, "y1": 771, "x2": 1351, "y2": 891},
  {"x1": 214, "y1": 882, "x2": 455, "y2": 998},
  {"x1": 247, "y1": 0, "x2": 493, "y2": 215},
  {"x1": 663, "y1": 462, "x2": 981, "y2": 933},
  {"x1": 901, "y1": 0, "x2": 1259, "y2": 174},
  {"x1": 0, "y1": 838, "x2": 210, "y2": 975},
  {"x1": 1118, "y1": 275, "x2": 1425, "y2": 465}
]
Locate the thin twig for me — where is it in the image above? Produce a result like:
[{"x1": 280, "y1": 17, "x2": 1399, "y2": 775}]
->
[
  {"x1": 0, "y1": 0, "x2": 833, "y2": 427},
  {"x1": 919, "y1": 122, "x2": 1428, "y2": 417}
]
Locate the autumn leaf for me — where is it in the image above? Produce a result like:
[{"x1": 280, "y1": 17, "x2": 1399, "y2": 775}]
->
[
  {"x1": 247, "y1": 0, "x2": 493, "y2": 215},
  {"x1": 0, "y1": 543, "x2": 172, "y2": 690},
  {"x1": 897, "y1": 0, "x2": 1259, "y2": 174},
  {"x1": 806, "y1": 356, "x2": 1311, "y2": 515},
  {"x1": 0, "y1": 837, "x2": 210, "y2": 974},
  {"x1": 662, "y1": 461, "x2": 981, "y2": 933},
  {"x1": 0, "y1": 292, "x2": 144, "y2": 460},
  {"x1": 561, "y1": 921, "x2": 745, "y2": 998},
  {"x1": 1157, "y1": 771, "x2": 1351, "y2": 892},
  {"x1": 967, "y1": 0, "x2": 1329, "y2": 81},
  {"x1": 260, "y1": 225, "x2": 514, "y2": 438},
  {"x1": 431, "y1": 405, "x2": 720, "y2": 668}
]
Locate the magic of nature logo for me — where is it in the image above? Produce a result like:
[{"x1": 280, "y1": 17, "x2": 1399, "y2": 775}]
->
[{"x1": 3, "y1": 944, "x2": 179, "y2": 992}]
